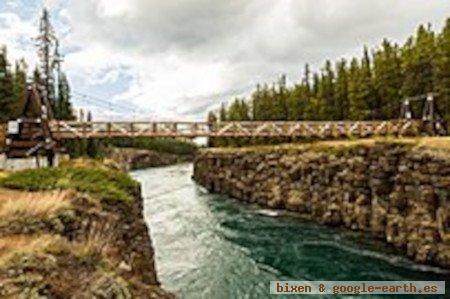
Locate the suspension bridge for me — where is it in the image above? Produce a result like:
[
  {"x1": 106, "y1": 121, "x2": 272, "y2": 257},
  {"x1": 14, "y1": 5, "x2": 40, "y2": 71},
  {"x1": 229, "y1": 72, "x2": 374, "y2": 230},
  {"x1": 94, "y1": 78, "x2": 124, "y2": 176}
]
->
[{"x1": 4, "y1": 84, "x2": 446, "y2": 162}]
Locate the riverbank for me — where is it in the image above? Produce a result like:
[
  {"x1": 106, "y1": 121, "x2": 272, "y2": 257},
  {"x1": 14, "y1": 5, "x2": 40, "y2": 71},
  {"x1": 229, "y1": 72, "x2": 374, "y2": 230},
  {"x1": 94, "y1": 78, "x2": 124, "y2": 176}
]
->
[
  {"x1": 106, "y1": 147, "x2": 192, "y2": 171},
  {"x1": 193, "y1": 137, "x2": 450, "y2": 269},
  {"x1": 0, "y1": 160, "x2": 173, "y2": 298},
  {"x1": 104, "y1": 137, "x2": 198, "y2": 171}
]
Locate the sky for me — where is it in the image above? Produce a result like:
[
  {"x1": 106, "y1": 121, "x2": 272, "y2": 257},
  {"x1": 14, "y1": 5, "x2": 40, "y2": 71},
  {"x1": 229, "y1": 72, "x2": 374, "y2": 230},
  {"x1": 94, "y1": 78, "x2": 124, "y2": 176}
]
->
[{"x1": 0, "y1": 0, "x2": 449, "y2": 120}]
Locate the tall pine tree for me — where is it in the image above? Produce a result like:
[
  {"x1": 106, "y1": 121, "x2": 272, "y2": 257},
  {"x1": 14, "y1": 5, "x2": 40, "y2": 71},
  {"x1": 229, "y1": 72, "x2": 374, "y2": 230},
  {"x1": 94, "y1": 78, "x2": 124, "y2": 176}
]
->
[
  {"x1": 0, "y1": 47, "x2": 15, "y2": 121},
  {"x1": 334, "y1": 59, "x2": 349, "y2": 120},
  {"x1": 373, "y1": 39, "x2": 403, "y2": 119},
  {"x1": 56, "y1": 73, "x2": 74, "y2": 120},
  {"x1": 348, "y1": 58, "x2": 370, "y2": 120},
  {"x1": 12, "y1": 59, "x2": 27, "y2": 119},
  {"x1": 434, "y1": 19, "x2": 450, "y2": 130}
]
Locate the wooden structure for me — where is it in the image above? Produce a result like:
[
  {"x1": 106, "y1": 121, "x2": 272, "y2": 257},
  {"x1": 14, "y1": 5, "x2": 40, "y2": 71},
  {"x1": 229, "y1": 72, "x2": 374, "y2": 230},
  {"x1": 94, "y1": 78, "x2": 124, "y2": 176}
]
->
[
  {"x1": 400, "y1": 93, "x2": 447, "y2": 135},
  {"x1": 49, "y1": 119, "x2": 420, "y2": 139},
  {"x1": 5, "y1": 84, "x2": 444, "y2": 162},
  {"x1": 6, "y1": 85, "x2": 57, "y2": 164}
]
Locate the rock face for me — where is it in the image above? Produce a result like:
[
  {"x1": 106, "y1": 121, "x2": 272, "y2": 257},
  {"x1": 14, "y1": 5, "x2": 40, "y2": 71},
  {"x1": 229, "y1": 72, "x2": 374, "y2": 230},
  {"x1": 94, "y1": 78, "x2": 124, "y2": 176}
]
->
[
  {"x1": 0, "y1": 186, "x2": 174, "y2": 298},
  {"x1": 193, "y1": 140, "x2": 450, "y2": 268},
  {"x1": 106, "y1": 147, "x2": 189, "y2": 171}
]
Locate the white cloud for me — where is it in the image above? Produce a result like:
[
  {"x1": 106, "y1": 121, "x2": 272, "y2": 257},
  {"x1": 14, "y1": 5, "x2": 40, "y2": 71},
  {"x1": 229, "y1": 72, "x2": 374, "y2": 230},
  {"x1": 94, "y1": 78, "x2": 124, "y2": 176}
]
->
[
  {"x1": 2, "y1": 0, "x2": 450, "y2": 120},
  {"x1": 96, "y1": 0, "x2": 133, "y2": 17},
  {"x1": 5, "y1": 0, "x2": 20, "y2": 9},
  {"x1": 43, "y1": 0, "x2": 61, "y2": 8},
  {"x1": 0, "y1": 12, "x2": 38, "y2": 71}
]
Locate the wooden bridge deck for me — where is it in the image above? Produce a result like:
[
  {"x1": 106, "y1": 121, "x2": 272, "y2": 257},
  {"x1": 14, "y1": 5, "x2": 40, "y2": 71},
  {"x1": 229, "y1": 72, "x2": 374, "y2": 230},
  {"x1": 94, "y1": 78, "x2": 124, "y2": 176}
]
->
[
  {"x1": 4, "y1": 84, "x2": 439, "y2": 160},
  {"x1": 48, "y1": 119, "x2": 421, "y2": 139}
]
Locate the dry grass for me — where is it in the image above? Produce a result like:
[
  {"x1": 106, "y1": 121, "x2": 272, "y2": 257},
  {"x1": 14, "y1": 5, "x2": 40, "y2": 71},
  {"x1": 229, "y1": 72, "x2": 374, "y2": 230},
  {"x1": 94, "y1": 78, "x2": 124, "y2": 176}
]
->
[
  {"x1": 0, "y1": 189, "x2": 73, "y2": 222},
  {"x1": 70, "y1": 231, "x2": 114, "y2": 266},
  {"x1": 59, "y1": 158, "x2": 119, "y2": 171},
  {"x1": 0, "y1": 229, "x2": 114, "y2": 269},
  {"x1": 204, "y1": 136, "x2": 450, "y2": 154},
  {"x1": 0, "y1": 234, "x2": 59, "y2": 266},
  {"x1": 204, "y1": 137, "x2": 389, "y2": 154},
  {"x1": 0, "y1": 171, "x2": 9, "y2": 179},
  {"x1": 413, "y1": 137, "x2": 450, "y2": 159},
  {"x1": 416, "y1": 137, "x2": 450, "y2": 150}
]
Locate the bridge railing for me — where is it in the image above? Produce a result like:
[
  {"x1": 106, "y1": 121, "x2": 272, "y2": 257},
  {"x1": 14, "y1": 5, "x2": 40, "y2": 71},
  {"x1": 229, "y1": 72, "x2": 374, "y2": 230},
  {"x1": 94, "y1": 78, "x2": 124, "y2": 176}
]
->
[
  {"x1": 210, "y1": 120, "x2": 421, "y2": 137},
  {"x1": 49, "y1": 121, "x2": 211, "y2": 139},
  {"x1": 49, "y1": 119, "x2": 421, "y2": 139}
]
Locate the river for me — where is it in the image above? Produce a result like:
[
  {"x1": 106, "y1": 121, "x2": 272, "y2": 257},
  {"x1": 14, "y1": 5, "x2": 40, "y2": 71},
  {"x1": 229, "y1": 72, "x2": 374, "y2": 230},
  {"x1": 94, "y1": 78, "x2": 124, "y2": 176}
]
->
[{"x1": 131, "y1": 164, "x2": 449, "y2": 299}]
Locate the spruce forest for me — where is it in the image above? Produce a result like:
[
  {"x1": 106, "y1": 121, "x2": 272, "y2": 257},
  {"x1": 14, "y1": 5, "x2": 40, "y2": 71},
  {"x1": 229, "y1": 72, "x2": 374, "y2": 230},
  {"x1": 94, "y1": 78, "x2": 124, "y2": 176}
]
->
[{"x1": 213, "y1": 19, "x2": 450, "y2": 131}]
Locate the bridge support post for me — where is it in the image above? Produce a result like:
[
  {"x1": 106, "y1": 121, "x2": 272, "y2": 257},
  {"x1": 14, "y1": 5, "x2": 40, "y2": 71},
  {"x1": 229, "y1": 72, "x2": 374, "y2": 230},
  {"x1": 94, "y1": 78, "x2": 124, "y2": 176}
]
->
[{"x1": 46, "y1": 149, "x2": 55, "y2": 167}]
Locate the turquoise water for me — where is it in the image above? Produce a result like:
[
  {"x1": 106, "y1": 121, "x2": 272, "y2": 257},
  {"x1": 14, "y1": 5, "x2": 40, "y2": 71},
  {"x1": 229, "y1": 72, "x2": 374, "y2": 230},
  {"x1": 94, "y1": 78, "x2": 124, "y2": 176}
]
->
[{"x1": 131, "y1": 164, "x2": 449, "y2": 299}]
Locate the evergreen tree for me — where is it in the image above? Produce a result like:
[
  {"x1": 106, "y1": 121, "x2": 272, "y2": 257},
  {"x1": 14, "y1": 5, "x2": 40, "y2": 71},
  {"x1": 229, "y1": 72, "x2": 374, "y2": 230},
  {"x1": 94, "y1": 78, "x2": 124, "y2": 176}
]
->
[
  {"x1": 334, "y1": 59, "x2": 349, "y2": 120},
  {"x1": 12, "y1": 59, "x2": 27, "y2": 118},
  {"x1": 360, "y1": 46, "x2": 378, "y2": 119},
  {"x1": 252, "y1": 84, "x2": 261, "y2": 120},
  {"x1": 304, "y1": 73, "x2": 322, "y2": 120},
  {"x1": 312, "y1": 73, "x2": 320, "y2": 96},
  {"x1": 228, "y1": 98, "x2": 250, "y2": 121},
  {"x1": 253, "y1": 84, "x2": 275, "y2": 120},
  {"x1": 0, "y1": 46, "x2": 15, "y2": 121},
  {"x1": 297, "y1": 64, "x2": 312, "y2": 120},
  {"x1": 318, "y1": 60, "x2": 335, "y2": 120},
  {"x1": 213, "y1": 19, "x2": 450, "y2": 142},
  {"x1": 402, "y1": 25, "x2": 436, "y2": 98},
  {"x1": 56, "y1": 73, "x2": 74, "y2": 120},
  {"x1": 36, "y1": 8, "x2": 57, "y2": 110},
  {"x1": 302, "y1": 64, "x2": 311, "y2": 95},
  {"x1": 219, "y1": 102, "x2": 227, "y2": 121},
  {"x1": 276, "y1": 74, "x2": 289, "y2": 120},
  {"x1": 434, "y1": 18, "x2": 450, "y2": 130},
  {"x1": 348, "y1": 58, "x2": 370, "y2": 120},
  {"x1": 286, "y1": 84, "x2": 303, "y2": 120},
  {"x1": 240, "y1": 99, "x2": 250, "y2": 121},
  {"x1": 207, "y1": 111, "x2": 217, "y2": 123},
  {"x1": 35, "y1": 9, "x2": 74, "y2": 120},
  {"x1": 33, "y1": 66, "x2": 41, "y2": 84},
  {"x1": 373, "y1": 39, "x2": 403, "y2": 119}
]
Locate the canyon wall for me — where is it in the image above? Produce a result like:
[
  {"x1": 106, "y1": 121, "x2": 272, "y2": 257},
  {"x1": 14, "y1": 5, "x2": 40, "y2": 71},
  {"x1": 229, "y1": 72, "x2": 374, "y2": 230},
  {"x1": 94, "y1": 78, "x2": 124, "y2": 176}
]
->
[
  {"x1": 0, "y1": 164, "x2": 173, "y2": 298},
  {"x1": 193, "y1": 139, "x2": 450, "y2": 268}
]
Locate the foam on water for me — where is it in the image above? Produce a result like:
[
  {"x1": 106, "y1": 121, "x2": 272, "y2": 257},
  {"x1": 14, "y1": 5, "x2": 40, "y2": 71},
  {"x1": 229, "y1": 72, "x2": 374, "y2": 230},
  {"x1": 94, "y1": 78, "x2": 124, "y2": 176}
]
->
[{"x1": 132, "y1": 163, "x2": 450, "y2": 299}]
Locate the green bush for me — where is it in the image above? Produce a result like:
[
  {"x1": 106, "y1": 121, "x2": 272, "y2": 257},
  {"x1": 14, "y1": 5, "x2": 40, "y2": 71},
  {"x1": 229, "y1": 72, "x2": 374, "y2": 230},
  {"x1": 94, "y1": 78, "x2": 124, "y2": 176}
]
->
[
  {"x1": 61, "y1": 137, "x2": 197, "y2": 158},
  {"x1": 0, "y1": 166, "x2": 139, "y2": 204},
  {"x1": 108, "y1": 137, "x2": 198, "y2": 156}
]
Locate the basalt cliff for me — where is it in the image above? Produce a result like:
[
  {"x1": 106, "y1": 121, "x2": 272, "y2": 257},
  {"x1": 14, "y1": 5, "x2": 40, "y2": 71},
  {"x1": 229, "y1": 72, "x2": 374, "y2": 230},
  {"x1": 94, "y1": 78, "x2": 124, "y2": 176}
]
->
[{"x1": 193, "y1": 138, "x2": 450, "y2": 268}]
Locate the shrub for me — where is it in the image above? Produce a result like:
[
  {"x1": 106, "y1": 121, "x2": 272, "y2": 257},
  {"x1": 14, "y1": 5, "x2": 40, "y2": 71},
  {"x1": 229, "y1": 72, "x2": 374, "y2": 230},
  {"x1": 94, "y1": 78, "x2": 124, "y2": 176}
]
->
[
  {"x1": 108, "y1": 137, "x2": 198, "y2": 156},
  {"x1": 61, "y1": 137, "x2": 198, "y2": 158}
]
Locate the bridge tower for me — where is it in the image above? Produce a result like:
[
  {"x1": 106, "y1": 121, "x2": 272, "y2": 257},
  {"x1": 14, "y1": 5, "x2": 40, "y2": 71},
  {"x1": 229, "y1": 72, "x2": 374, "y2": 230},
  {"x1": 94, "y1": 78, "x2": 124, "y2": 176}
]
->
[
  {"x1": 400, "y1": 93, "x2": 447, "y2": 135},
  {"x1": 5, "y1": 84, "x2": 58, "y2": 166}
]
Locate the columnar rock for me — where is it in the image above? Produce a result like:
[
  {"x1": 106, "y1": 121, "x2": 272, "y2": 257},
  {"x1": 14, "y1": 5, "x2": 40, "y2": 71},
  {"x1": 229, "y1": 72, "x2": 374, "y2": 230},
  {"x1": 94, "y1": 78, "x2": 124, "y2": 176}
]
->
[{"x1": 193, "y1": 140, "x2": 450, "y2": 269}]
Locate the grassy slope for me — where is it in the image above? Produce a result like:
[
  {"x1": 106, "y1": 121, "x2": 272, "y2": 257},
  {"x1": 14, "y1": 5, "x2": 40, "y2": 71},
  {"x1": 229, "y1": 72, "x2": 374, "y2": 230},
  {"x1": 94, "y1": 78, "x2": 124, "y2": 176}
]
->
[
  {"x1": 203, "y1": 137, "x2": 450, "y2": 155},
  {"x1": 0, "y1": 160, "x2": 173, "y2": 298},
  {"x1": 0, "y1": 161, "x2": 139, "y2": 204}
]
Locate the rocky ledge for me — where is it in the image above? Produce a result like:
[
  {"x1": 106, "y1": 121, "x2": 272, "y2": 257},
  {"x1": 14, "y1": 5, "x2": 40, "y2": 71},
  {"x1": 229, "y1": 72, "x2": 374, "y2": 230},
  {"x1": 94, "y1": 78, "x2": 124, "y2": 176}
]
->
[
  {"x1": 0, "y1": 162, "x2": 173, "y2": 298},
  {"x1": 106, "y1": 147, "x2": 191, "y2": 171},
  {"x1": 193, "y1": 138, "x2": 450, "y2": 268}
]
